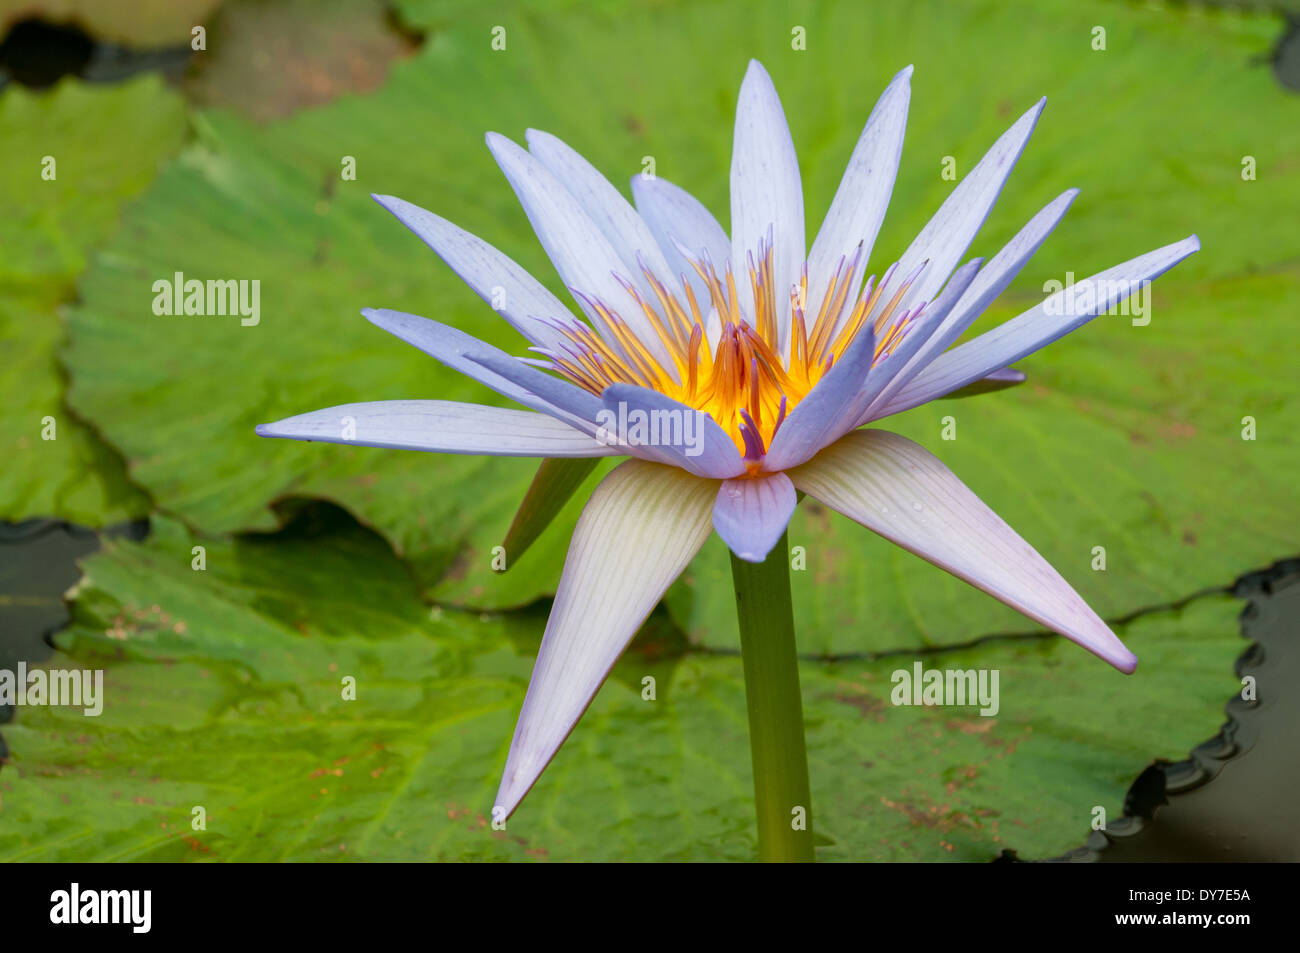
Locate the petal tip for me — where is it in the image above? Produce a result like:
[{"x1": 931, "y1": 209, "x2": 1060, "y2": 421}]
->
[
  {"x1": 484, "y1": 130, "x2": 514, "y2": 155},
  {"x1": 1113, "y1": 649, "x2": 1138, "y2": 675},
  {"x1": 361, "y1": 307, "x2": 403, "y2": 334},
  {"x1": 1021, "y1": 97, "x2": 1047, "y2": 126},
  {"x1": 491, "y1": 784, "x2": 525, "y2": 824},
  {"x1": 1088, "y1": 631, "x2": 1137, "y2": 674},
  {"x1": 742, "y1": 58, "x2": 774, "y2": 87}
]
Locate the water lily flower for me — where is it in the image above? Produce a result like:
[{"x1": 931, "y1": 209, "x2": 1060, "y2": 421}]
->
[{"x1": 257, "y1": 61, "x2": 1198, "y2": 827}]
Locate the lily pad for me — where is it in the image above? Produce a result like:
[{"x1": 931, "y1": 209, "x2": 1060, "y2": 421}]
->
[
  {"x1": 0, "y1": 76, "x2": 185, "y2": 526},
  {"x1": 59, "y1": 0, "x2": 1300, "y2": 644},
  {"x1": 0, "y1": 507, "x2": 1244, "y2": 861}
]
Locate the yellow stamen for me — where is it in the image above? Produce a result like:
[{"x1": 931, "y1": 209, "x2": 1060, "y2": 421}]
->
[{"x1": 548, "y1": 244, "x2": 922, "y2": 460}]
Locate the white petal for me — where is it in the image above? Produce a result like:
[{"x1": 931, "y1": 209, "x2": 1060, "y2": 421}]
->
[
  {"x1": 712, "y1": 471, "x2": 797, "y2": 562},
  {"x1": 494, "y1": 461, "x2": 717, "y2": 817},
  {"x1": 255, "y1": 400, "x2": 619, "y2": 457},
  {"x1": 860, "y1": 189, "x2": 1078, "y2": 420},
  {"x1": 882, "y1": 98, "x2": 1045, "y2": 317},
  {"x1": 871, "y1": 234, "x2": 1201, "y2": 419},
  {"x1": 731, "y1": 60, "x2": 804, "y2": 355},
  {"x1": 362, "y1": 308, "x2": 604, "y2": 436},
  {"x1": 790, "y1": 429, "x2": 1137, "y2": 672},
  {"x1": 630, "y1": 174, "x2": 732, "y2": 332},
  {"x1": 371, "y1": 194, "x2": 581, "y2": 350},
  {"x1": 526, "y1": 129, "x2": 675, "y2": 300},
  {"x1": 486, "y1": 132, "x2": 677, "y2": 375},
  {"x1": 806, "y1": 65, "x2": 911, "y2": 314}
]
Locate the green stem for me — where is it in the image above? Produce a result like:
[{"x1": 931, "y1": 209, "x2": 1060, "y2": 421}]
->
[{"x1": 730, "y1": 530, "x2": 814, "y2": 863}]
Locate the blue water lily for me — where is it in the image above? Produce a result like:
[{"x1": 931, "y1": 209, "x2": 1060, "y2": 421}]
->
[{"x1": 258, "y1": 61, "x2": 1198, "y2": 825}]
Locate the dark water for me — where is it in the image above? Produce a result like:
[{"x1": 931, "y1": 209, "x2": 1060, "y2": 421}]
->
[
  {"x1": 1004, "y1": 559, "x2": 1300, "y2": 863},
  {"x1": 0, "y1": 518, "x2": 146, "y2": 726}
]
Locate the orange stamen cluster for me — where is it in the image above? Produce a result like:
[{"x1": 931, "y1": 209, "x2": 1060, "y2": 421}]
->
[{"x1": 541, "y1": 240, "x2": 925, "y2": 460}]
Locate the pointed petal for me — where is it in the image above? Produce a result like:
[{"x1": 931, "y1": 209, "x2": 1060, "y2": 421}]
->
[
  {"x1": 501, "y1": 458, "x2": 602, "y2": 569},
  {"x1": 362, "y1": 307, "x2": 603, "y2": 434},
  {"x1": 630, "y1": 174, "x2": 732, "y2": 323},
  {"x1": 862, "y1": 189, "x2": 1077, "y2": 419},
  {"x1": 764, "y1": 257, "x2": 982, "y2": 471},
  {"x1": 255, "y1": 400, "x2": 619, "y2": 457},
  {"x1": 871, "y1": 234, "x2": 1201, "y2": 419},
  {"x1": 712, "y1": 471, "x2": 797, "y2": 562},
  {"x1": 526, "y1": 128, "x2": 675, "y2": 296},
  {"x1": 371, "y1": 194, "x2": 581, "y2": 350},
  {"x1": 494, "y1": 460, "x2": 717, "y2": 817},
  {"x1": 600, "y1": 382, "x2": 747, "y2": 478},
  {"x1": 790, "y1": 429, "x2": 1137, "y2": 672},
  {"x1": 486, "y1": 132, "x2": 676, "y2": 373},
  {"x1": 731, "y1": 60, "x2": 804, "y2": 353},
  {"x1": 806, "y1": 65, "x2": 911, "y2": 311},
  {"x1": 882, "y1": 98, "x2": 1045, "y2": 315}
]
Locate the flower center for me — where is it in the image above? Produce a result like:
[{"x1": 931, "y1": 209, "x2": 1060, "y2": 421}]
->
[{"x1": 544, "y1": 240, "x2": 926, "y2": 460}]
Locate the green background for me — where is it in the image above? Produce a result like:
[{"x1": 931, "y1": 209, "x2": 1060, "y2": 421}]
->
[{"x1": 1, "y1": 0, "x2": 1295, "y2": 860}]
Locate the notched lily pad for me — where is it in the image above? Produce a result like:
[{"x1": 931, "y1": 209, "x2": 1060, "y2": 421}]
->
[
  {"x1": 0, "y1": 504, "x2": 1248, "y2": 861},
  {"x1": 1018, "y1": 558, "x2": 1300, "y2": 862}
]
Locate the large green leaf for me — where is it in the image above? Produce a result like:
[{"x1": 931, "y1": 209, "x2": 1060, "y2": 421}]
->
[
  {"x1": 1, "y1": 77, "x2": 185, "y2": 525},
  {"x1": 60, "y1": 0, "x2": 1299, "y2": 638},
  {"x1": 0, "y1": 508, "x2": 1244, "y2": 861}
]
